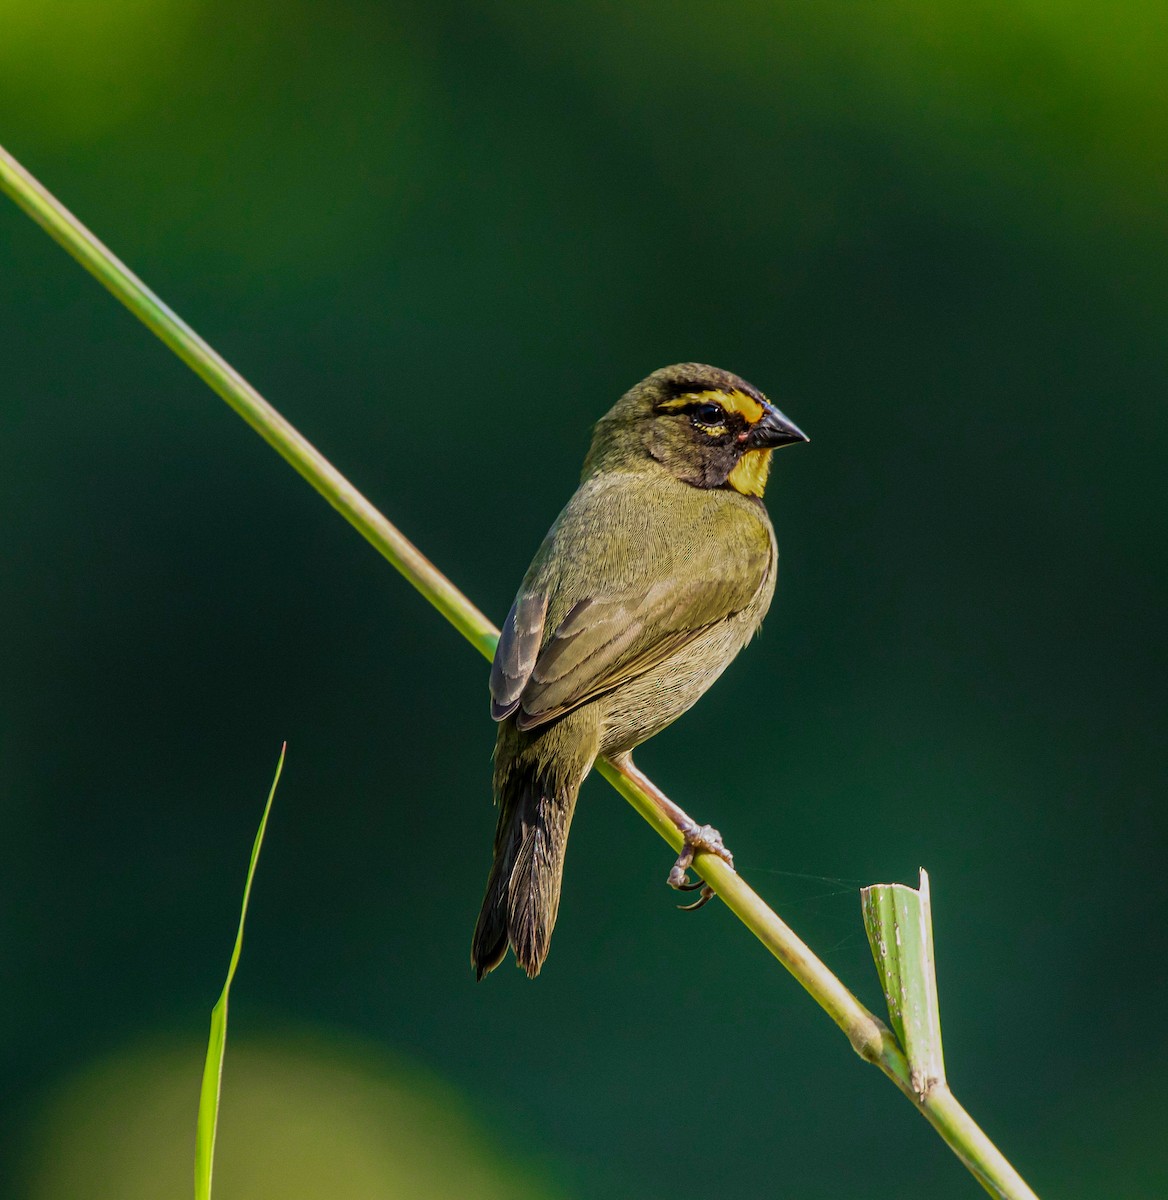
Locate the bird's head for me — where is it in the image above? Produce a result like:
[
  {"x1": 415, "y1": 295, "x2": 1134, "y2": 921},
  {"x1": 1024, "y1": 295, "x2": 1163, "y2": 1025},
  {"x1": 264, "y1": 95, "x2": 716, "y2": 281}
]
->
[{"x1": 584, "y1": 363, "x2": 808, "y2": 497}]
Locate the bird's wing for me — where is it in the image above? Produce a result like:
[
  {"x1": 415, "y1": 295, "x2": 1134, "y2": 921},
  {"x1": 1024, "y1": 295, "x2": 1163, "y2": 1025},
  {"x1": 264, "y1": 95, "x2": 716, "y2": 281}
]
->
[
  {"x1": 489, "y1": 477, "x2": 772, "y2": 729},
  {"x1": 513, "y1": 575, "x2": 761, "y2": 730}
]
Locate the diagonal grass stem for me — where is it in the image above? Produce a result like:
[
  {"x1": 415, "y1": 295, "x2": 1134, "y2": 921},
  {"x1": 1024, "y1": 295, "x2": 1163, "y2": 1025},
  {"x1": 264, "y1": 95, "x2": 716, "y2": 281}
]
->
[{"x1": 1, "y1": 143, "x2": 1038, "y2": 1200}]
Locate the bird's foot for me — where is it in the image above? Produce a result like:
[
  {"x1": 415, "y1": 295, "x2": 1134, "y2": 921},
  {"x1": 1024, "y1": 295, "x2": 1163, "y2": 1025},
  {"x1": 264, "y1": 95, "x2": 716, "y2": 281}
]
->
[{"x1": 668, "y1": 823, "x2": 734, "y2": 911}]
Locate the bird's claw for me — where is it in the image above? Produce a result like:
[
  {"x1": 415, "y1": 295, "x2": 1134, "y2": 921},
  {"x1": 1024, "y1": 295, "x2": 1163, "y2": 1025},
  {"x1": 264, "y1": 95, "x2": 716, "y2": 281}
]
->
[{"x1": 667, "y1": 823, "x2": 734, "y2": 911}]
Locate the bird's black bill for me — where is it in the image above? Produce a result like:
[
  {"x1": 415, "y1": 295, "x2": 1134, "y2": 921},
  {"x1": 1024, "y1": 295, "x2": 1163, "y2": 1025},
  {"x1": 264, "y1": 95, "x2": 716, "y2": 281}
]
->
[{"x1": 747, "y1": 405, "x2": 809, "y2": 450}]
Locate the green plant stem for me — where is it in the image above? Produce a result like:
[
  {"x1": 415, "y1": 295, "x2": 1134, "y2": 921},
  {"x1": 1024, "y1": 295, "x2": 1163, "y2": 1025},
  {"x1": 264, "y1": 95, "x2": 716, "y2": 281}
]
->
[{"x1": 0, "y1": 143, "x2": 1038, "y2": 1200}]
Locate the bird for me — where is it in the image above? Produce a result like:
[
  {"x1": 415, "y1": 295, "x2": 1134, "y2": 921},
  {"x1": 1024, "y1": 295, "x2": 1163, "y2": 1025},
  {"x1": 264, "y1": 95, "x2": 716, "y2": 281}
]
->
[{"x1": 472, "y1": 363, "x2": 808, "y2": 979}]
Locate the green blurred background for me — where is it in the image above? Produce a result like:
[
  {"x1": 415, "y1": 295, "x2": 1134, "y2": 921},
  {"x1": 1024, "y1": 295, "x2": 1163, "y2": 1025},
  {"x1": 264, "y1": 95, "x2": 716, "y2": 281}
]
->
[{"x1": 1, "y1": 2, "x2": 1166, "y2": 1196}]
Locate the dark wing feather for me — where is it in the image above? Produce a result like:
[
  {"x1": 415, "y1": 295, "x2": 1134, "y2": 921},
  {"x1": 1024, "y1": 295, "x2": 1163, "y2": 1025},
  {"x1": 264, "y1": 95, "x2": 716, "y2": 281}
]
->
[{"x1": 490, "y1": 591, "x2": 548, "y2": 720}]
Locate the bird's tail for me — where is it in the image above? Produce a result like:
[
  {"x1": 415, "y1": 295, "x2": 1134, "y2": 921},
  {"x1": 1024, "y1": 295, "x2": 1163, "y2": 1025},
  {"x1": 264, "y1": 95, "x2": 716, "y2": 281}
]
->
[{"x1": 471, "y1": 758, "x2": 580, "y2": 980}]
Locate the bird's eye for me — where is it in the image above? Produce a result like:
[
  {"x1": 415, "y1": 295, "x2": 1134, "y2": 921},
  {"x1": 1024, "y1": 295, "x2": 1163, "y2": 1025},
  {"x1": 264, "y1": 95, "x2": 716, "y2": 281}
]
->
[{"x1": 693, "y1": 402, "x2": 725, "y2": 426}]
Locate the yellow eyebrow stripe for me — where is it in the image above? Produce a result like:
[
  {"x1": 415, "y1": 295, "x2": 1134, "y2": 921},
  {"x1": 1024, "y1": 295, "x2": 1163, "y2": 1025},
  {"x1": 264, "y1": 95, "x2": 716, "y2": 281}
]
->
[
  {"x1": 659, "y1": 388, "x2": 765, "y2": 423},
  {"x1": 718, "y1": 389, "x2": 765, "y2": 423}
]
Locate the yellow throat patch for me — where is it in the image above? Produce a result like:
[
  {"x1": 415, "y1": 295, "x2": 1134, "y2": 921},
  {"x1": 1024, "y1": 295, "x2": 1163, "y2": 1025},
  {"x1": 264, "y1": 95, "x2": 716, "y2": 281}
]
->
[{"x1": 728, "y1": 449, "x2": 773, "y2": 497}]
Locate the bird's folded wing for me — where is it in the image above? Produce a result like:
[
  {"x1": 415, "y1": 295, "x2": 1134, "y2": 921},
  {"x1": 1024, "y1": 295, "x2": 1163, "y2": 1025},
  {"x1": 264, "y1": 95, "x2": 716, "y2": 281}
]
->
[{"x1": 490, "y1": 496, "x2": 770, "y2": 728}]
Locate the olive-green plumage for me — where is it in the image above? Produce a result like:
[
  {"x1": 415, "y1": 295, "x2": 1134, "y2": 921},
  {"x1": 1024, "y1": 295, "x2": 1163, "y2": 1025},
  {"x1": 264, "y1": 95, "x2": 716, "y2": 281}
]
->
[{"x1": 472, "y1": 363, "x2": 807, "y2": 979}]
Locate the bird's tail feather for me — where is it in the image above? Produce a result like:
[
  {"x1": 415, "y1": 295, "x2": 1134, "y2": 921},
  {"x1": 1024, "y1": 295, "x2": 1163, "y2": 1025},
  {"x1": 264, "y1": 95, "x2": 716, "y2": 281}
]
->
[{"x1": 471, "y1": 761, "x2": 577, "y2": 980}]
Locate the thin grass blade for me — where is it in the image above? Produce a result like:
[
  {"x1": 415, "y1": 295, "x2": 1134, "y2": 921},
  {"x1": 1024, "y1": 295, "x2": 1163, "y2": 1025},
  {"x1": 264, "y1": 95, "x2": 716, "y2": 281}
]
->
[{"x1": 194, "y1": 742, "x2": 286, "y2": 1200}]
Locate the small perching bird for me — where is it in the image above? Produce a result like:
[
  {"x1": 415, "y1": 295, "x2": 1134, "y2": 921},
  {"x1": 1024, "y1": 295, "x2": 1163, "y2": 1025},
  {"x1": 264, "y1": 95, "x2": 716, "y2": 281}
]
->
[{"x1": 472, "y1": 364, "x2": 808, "y2": 979}]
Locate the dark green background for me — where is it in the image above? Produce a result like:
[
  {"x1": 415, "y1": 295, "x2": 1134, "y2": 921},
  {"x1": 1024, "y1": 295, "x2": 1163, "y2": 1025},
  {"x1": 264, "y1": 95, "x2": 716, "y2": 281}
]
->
[{"x1": 2, "y1": 3, "x2": 1165, "y2": 1196}]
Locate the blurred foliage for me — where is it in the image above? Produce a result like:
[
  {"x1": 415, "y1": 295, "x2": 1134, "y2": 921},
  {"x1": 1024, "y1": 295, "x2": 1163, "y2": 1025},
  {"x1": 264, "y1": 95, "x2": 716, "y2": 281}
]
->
[
  {"x1": 0, "y1": 0, "x2": 198, "y2": 139},
  {"x1": 0, "y1": 1, "x2": 1165, "y2": 1198}
]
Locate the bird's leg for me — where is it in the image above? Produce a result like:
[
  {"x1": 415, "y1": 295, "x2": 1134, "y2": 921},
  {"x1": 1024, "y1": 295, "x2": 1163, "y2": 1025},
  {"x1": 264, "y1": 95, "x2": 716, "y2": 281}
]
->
[{"x1": 608, "y1": 753, "x2": 734, "y2": 910}]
